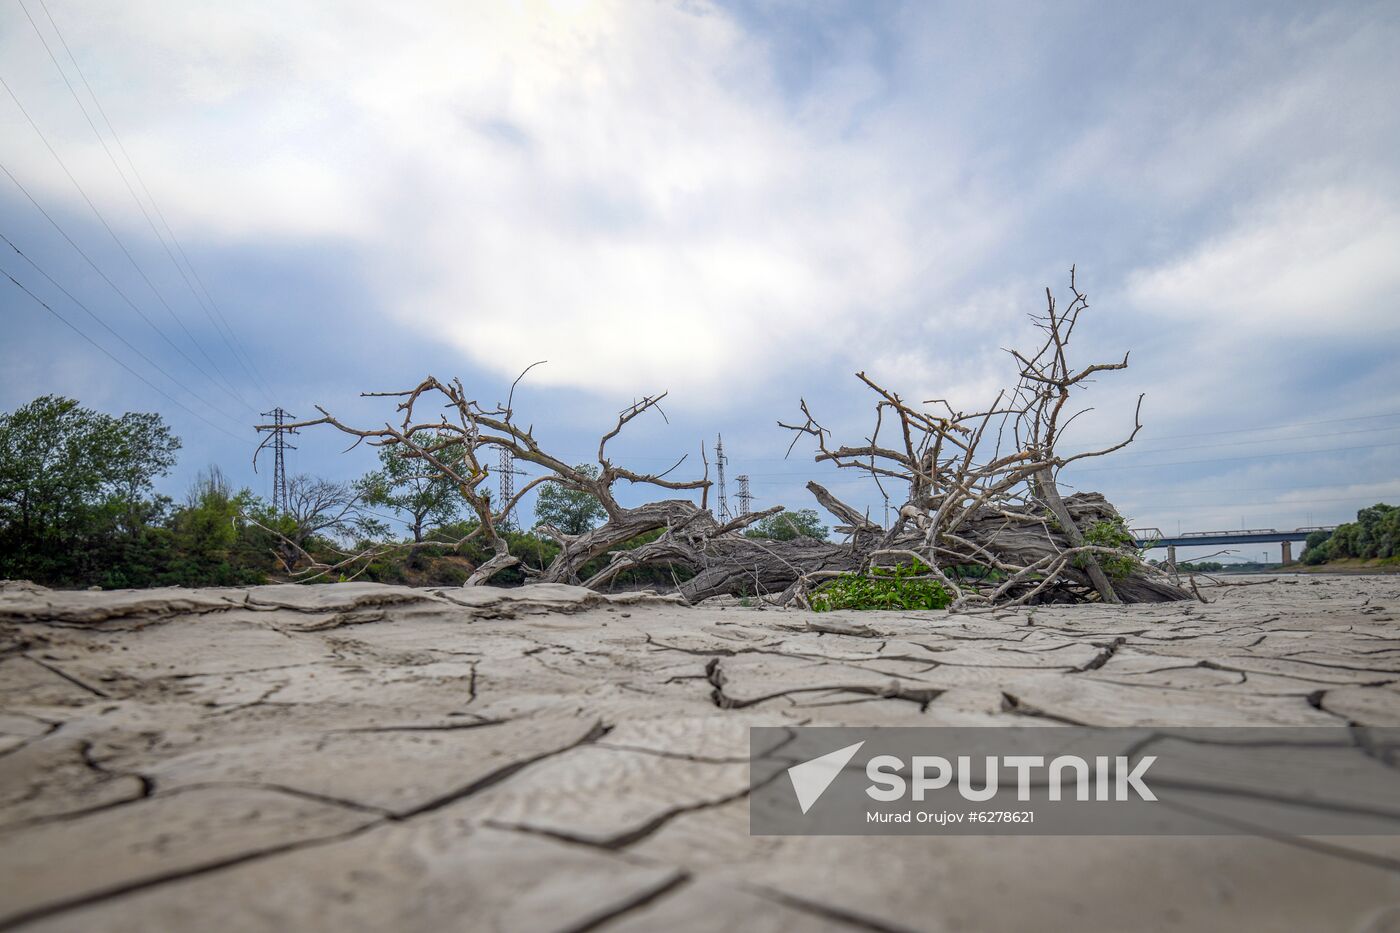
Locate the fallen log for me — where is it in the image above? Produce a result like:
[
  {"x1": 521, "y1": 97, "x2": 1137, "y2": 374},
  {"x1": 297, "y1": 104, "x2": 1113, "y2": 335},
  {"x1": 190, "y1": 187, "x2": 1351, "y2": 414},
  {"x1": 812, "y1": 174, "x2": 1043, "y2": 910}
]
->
[{"x1": 262, "y1": 269, "x2": 1191, "y2": 608}]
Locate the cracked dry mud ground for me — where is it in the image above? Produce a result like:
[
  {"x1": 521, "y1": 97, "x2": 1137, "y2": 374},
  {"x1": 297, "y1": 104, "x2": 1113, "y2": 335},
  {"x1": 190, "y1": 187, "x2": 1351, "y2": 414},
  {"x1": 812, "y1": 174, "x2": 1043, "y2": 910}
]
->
[{"x1": 1, "y1": 576, "x2": 1399, "y2": 932}]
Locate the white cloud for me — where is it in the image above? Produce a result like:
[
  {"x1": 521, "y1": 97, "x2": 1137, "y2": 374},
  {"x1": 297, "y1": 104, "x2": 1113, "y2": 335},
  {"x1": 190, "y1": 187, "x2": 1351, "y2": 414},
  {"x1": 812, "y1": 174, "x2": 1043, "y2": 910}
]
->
[
  {"x1": 3, "y1": 0, "x2": 1396, "y2": 457},
  {"x1": 1, "y1": 0, "x2": 983, "y2": 397},
  {"x1": 1124, "y1": 187, "x2": 1400, "y2": 334}
]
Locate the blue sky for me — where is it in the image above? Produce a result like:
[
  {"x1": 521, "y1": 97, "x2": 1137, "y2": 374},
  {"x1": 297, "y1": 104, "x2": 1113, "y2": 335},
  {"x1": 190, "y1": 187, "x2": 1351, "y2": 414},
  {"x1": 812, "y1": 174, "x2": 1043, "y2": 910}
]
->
[{"x1": 2, "y1": 0, "x2": 1398, "y2": 561}]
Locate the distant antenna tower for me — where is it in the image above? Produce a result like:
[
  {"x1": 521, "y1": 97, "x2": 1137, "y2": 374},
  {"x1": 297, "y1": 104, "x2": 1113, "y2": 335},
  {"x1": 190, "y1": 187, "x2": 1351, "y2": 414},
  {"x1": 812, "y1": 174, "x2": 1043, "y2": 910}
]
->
[
  {"x1": 257, "y1": 408, "x2": 297, "y2": 513},
  {"x1": 714, "y1": 434, "x2": 732, "y2": 522},
  {"x1": 883, "y1": 492, "x2": 890, "y2": 529},
  {"x1": 735, "y1": 475, "x2": 752, "y2": 517}
]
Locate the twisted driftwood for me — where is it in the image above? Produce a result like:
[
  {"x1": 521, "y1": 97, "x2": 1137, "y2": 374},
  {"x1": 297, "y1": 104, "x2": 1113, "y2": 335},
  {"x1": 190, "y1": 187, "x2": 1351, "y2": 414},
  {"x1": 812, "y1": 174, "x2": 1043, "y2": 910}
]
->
[
  {"x1": 257, "y1": 269, "x2": 1189, "y2": 608},
  {"x1": 771, "y1": 268, "x2": 1189, "y2": 608}
]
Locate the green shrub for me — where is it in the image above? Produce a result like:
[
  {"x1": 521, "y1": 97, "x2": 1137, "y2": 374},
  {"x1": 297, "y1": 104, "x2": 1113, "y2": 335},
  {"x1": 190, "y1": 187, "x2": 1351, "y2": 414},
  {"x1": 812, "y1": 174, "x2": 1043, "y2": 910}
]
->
[
  {"x1": 1078, "y1": 518, "x2": 1139, "y2": 580},
  {"x1": 533, "y1": 466, "x2": 607, "y2": 535},
  {"x1": 810, "y1": 563, "x2": 952, "y2": 612},
  {"x1": 1299, "y1": 504, "x2": 1398, "y2": 564},
  {"x1": 946, "y1": 563, "x2": 1007, "y2": 584},
  {"x1": 1301, "y1": 529, "x2": 1332, "y2": 565},
  {"x1": 743, "y1": 508, "x2": 828, "y2": 541}
]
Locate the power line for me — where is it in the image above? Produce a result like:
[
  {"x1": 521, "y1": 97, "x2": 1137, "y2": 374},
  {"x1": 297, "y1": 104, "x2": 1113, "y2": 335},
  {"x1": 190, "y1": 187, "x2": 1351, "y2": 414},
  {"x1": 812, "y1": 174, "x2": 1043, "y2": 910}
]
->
[
  {"x1": 1121, "y1": 492, "x2": 1400, "y2": 511},
  {"x1": 838, "y1": 422, "x2": 1400, "y2": 469},
  {"x1": 0, "y1": 73, "x2": 256, "y2": 413},
  {"x1": 28, "y1": 0, "x2": 275, "y2": 404},
  {"x1": 1061, "y1": 411, "x2": 1400, "y2": 459},
  {"x1": 625, "y1": 411, "x2": 1400, "y2": 467},
  {"x1": 1065, "y1": 440, "x2": 1400, "y2": 474},
  {"x1": 0, "y1": 158, "x2": 254, "y2": 426},
  {"x1": 1, "y1": 230, "x2": 249, "y2": 431},
  {"x1": 1124, "y1": 409, "x2": 1400, "y2": 444},
  {"x1": 1091, "y1": 479, "x2": 1400, "y2": 496},
  {"x1": 807, "y1": 440, "x2": 1400, "y2": 478},
  {"x1": 2, "y1": 258, "x2": 248, "y2": 443},
  {"x1": 12, "y1": 4, "x2": 254, "y2": 408},
  {"x1": 732, "y1": 435, "x2": 1400, "y2": 479},
  {"x1": 358, "y1": 506, "x2": 414, "y2": 528},
  {"x1": 1083, "y1": 422, "x2": 1400, "y2": 459}
]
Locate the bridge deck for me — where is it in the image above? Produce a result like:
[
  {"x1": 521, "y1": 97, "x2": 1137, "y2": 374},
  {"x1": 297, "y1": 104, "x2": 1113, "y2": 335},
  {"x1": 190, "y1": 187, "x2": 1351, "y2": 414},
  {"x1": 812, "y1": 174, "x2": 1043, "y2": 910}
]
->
[{"x1": 1133, "y1": 528, "x2": 1335, "y2": 549}]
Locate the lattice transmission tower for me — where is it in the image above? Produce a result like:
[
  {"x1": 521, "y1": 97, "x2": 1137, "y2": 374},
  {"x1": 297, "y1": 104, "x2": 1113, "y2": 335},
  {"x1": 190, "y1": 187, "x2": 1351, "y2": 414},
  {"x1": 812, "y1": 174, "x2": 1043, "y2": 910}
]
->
[
  {"x1": 497, "y1": 447, "x2": 527, "y2": 529},
  {"x1": 714, "y1": 434, "x2": 731, "y2": 523},
  {"x1": 256, "y1": 408, "x2": 298, "y2": 513},
  {"x1": 735, "y1": 475, "x2": 752, "y2": 517}
]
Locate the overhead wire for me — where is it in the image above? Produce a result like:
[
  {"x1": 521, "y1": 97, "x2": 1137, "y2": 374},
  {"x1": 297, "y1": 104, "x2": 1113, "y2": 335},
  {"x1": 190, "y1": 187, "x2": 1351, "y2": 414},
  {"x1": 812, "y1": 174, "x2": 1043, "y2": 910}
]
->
[
  {"x1": 2, "y1": 259, "x2": 248, "y2": 443},
  {"x1": 1102, "y1": 423, "x2": 1400, "y2": 458},
  {"x1": 12, "y1": 1, "x2": 254, "y2": 409},
  {"x1": 1064, "y1": 440, "x2": 1400, "y2": 474},
  {"x1": 0, "y1": 72, "x2": 257, "y2": 414},
  {"x1": 0, "y1": 230, "x2": 249, "y2": 431},
  {"x1": 732, "y1": 435, "x2": 1400, "y2": 480},
  {"x1": 27, "y1": 0, "x2": 275, "y2": 404},
  {"x1": 1112, "y1": 408, "x2": 1400, "y2": 444},
  {"x1": 1118, "y1": 492, "x2": 1400, "y2": 512},
  {"x1": 624, "y1": 410, "x2": 1400, "y2": 466},
  {"x1": 9, "y1": 2, "x2": 1394, "y2": 508},
  {"x1": 0, "y1": 156, "x2": 249, "y2": 426}
]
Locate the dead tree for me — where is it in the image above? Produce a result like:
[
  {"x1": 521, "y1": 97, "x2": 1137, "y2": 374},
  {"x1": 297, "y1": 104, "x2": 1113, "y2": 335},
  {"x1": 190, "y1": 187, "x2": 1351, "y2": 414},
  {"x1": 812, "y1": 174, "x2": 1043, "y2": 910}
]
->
[
  {"x1": 256, "y1": 366, "x2": 773, "y2": 586},
  {"x1": 776, "y1": 267, "x2": 1189, "y2": 608},
  {"x1": 257, "y1": 270, "x2": 1188, "y2": 606}
]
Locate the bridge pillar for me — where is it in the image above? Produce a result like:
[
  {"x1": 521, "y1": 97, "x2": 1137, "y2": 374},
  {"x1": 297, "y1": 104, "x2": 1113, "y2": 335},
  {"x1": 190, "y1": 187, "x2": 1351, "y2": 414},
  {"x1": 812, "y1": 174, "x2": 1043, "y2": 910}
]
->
[
  {"x1": 1281, "y1": 541, "x2": 1293, "y2": 566},
  {"x1": 1167, "y1": 544, "x2": 1177, "y2": 568}
]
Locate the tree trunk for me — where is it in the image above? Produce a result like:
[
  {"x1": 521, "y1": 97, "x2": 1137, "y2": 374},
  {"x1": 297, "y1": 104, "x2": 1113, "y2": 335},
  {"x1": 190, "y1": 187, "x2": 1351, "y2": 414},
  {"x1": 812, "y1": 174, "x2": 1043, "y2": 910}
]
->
[
  {"x1": 537, "y1": 499, "x2": 706, "y2": 584},
  {"x1": 678, "y1": 536, "x2": 859, "y2": 602},
  {"x1": 1035, "y1": 470, "x2": 1120, "y2": 604}
]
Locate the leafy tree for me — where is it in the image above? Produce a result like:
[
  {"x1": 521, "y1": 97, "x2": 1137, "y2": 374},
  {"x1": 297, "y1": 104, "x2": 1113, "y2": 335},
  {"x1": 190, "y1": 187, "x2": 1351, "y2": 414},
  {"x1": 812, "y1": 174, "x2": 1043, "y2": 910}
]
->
[
  {"x1": 1356, "y1": 503, "x2": 1400, "y2": 558},
  {"x1": 164, "y1": 467, "x2": 267, "y2": 585},
  {"x1": 0, "y1": 395, "x2": 178, "y2": 582},
  {"x1": 1302, "y1": 529, "x2": 1333, "y2": 565},
  {"x1": 1302, "y1": 504, "x2": 1399, "y2": 564},
  {"x1": 356, "y1": 436, "x2": 466, "y2": 545},
  {"x1": 248, "y1": 474, "x2": 364, "y2": 568},
  {"x1": 285, "y1": 474, "x2": 362, "y2": 546},
  {"x1": 534, "y1": 465, "x2": 607, "y2": 535},
  {"x1": 173, "y1": 467, "x2": 241, "y2": 559},
  {"x1": 742, "y1": 508, "x2": 828, "y2": 541}
]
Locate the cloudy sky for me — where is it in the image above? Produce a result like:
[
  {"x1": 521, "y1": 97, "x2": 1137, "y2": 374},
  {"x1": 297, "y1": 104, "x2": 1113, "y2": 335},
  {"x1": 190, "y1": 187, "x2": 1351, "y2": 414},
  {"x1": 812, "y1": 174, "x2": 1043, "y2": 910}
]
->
[{"x1": 2, "y1": 0, "x2": 1398, "y2": 559}]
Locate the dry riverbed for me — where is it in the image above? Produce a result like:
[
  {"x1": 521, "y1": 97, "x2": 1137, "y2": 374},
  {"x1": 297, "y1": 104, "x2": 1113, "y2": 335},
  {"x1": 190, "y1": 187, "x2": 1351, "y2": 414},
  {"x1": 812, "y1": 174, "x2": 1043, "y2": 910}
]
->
[{"x1": 2, "y1": 575, "x2": 1399, "y2": 931}]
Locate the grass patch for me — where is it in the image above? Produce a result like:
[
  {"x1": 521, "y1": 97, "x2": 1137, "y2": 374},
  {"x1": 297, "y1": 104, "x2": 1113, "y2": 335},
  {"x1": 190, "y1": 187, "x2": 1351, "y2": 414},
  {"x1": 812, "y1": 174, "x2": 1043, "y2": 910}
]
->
[{"x1": 811, "y1": 563, "x2": 953, "y2": 612}]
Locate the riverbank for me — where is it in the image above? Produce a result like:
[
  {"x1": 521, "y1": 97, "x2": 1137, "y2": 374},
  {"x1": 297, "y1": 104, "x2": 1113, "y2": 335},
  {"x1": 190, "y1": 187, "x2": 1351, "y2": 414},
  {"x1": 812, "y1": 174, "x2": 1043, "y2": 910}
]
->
[{"x1": 2, "y1": 576, "x2": 1398, "y2": 930}]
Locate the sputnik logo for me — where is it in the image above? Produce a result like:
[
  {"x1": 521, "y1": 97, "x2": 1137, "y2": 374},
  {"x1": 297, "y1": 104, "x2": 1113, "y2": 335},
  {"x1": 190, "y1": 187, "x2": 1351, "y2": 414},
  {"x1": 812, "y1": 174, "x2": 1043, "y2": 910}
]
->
[{"x1": 787, "y1": 741, "x2": 865, "y2": 814}]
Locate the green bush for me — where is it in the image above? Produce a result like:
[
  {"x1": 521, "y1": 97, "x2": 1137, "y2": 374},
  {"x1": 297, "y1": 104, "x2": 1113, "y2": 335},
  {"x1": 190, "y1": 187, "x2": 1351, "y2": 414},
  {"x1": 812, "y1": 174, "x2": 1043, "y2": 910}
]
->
[
  {"x1": 0, "y1": 395, "x2": 179, "y2": 585},
  {"x1": 810, "y1": 563, "x2": 952, "y2": 612},
  {"x1": 533, "y1": 466, "x2": 607, "y2": 535},
  {"x1": 1078, "y1": 518, "x2": 1139, "y2": 580},
  {"x1": 1300, "y1": 504, "x2": 1398, "y2": 564},
  {"x1": 743, "y1": 508, "x2": 828, "y2": 541},
  {"x1": 1301, "y1": 529, "x2": 1332, "y2": 565}
]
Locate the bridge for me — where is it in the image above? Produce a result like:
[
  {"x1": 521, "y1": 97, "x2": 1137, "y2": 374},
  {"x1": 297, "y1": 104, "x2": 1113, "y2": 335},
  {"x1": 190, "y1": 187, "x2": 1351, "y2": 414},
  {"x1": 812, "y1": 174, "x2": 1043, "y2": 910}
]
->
[{"x1": 1130, "y1": 526, "x2": 1336, "y2": 566}]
